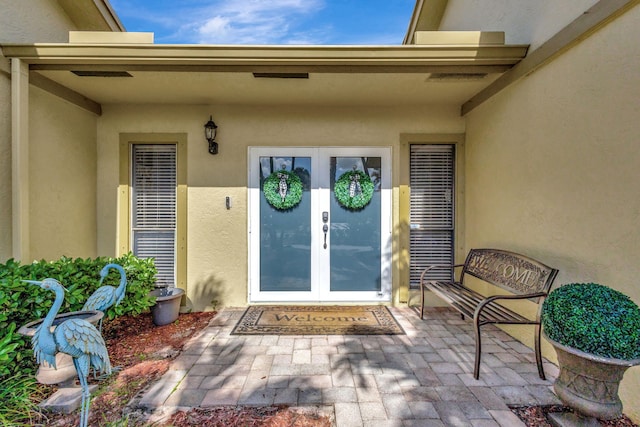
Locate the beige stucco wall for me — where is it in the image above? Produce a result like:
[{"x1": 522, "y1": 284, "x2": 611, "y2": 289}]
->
[
  {"x1": 28, "y1": 87, "x2": 98, "y2": 260},
  {"x1": 97, "y1": 103, "x2": 464, "y2": 310},
  {"x1": 0, "y1": 0, "x2": 76, "y2": 44},
  {"x1": 440, "y1": 0, "x2": 599, "y2": 50},
  {"x1": 0, "y1": 0, "x2": 79, "y2": 261},
  {"x1": 463, "y1": 5, "x2": 640, "y2": 421}
]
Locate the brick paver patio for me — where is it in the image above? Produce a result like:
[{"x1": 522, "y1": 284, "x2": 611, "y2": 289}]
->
[{"x1": 136, "y1": 306, "x2": 561, "y2": 426}]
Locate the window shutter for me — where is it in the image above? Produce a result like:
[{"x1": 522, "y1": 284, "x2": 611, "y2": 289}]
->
[
  {"x1": 410, "y1": 145, "x2": 455, "y2": 286},
  {"x1": 131, "y1": 145, "x2": 177, "y2": 287}
]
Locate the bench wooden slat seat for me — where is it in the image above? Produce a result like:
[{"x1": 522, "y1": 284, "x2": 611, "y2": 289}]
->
[{"x1": 419, "y1": 248, "x2": 559, "y2": 380}]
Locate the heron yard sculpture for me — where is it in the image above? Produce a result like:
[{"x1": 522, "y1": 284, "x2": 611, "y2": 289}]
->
[
  {"x1": 26, "y1": 278, "x2": 112, "y2": 427},
  {"x1": 82, "y1": 263, "x2": 127, "y2": 331}
]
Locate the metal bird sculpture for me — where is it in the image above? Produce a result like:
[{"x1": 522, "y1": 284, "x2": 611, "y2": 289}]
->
[
  {"x1": 26, "y1": 278, "x2": 111, "y2": 427},
  {"x1": 82, "y1": 263, "x2": 127, "y2": 330}
]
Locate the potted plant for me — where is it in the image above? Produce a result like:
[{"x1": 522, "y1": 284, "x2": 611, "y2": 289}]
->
[
  {"x1": 541, "y1": 283, "x2": 640, "y2": 423},
  {"x1": 148, "y1": 286, "x2": 185, "y2": 326}
]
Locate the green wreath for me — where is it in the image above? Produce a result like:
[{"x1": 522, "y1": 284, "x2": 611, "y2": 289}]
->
[
  {"x1": 263, "y1": 170, "x2": 303, "y2": 210},
  {"x1": 334, "y1": 170, "x2": 374, "y2": 210}
]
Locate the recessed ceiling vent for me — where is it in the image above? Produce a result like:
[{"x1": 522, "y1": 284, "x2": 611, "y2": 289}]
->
[
  {"x1": 71, "y1": 71, "x2": 133, "y2": 77},
  {"x1": 426, "y1": 73, "x2": 487, "y2": 81},
  {"x1": 253, "y1": 72, "x2": 309, "y2": 79}
]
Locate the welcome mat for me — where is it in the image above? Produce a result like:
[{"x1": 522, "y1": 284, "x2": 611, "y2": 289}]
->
[{"x1": 231, "y1": 305, "x2": 405, "y2": 335}]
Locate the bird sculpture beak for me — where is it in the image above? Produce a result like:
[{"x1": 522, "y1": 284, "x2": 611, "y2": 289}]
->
[{"x1": 22, "y1": 279, "x2": 69, "y2": 291}]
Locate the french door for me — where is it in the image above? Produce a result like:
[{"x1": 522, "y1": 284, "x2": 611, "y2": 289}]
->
[{"x1": 249, "y1": 147, "x2": 391, "y2": 303}]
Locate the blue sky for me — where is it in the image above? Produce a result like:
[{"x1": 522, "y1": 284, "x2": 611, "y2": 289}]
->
[{"x1": 108, "y1": 0, "x2": 416, "y2": 45}]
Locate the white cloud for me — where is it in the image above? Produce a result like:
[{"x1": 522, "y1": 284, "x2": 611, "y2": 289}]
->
[{"x1": 193, "y1": 0, "x2": 325, "y2": 44}]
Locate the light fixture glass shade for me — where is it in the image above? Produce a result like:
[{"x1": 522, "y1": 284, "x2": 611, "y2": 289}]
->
[{"x1": 204, "y1": 115, "x2": 217, "y2": 141}]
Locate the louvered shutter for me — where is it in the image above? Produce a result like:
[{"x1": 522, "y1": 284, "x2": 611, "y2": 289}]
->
[
  {"x1": 410, "y1": 145, "x2": 455, "y2": 286},
  {"x1": 131, "y1": 144, "x2": 177, "y2": 287}
]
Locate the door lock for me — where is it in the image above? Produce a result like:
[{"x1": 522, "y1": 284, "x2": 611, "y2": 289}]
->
[{"x1": 322, "y1": 211, "x2": 329, "y2": 222}]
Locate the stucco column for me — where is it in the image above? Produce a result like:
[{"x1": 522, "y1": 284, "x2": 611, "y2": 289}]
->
[{"x1": 11, "y1": 58, "x2": 29, "y2": 261}]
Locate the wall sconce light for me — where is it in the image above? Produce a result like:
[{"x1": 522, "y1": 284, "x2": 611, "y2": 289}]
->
[{"x1": 204, "y1": 115, "x2": 218, "y2": 155}]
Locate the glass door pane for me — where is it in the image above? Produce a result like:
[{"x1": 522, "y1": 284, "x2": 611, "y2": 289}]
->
[
  {"x1": 259, "y1": 156, "x2": 312, "y2": 292},
  {"x1": 329, "y1": 157, "x2": 382, "y2": 292}
]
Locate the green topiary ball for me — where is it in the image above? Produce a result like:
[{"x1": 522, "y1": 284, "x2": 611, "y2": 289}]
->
[{"x1": 542, "y1": 283, "x2": 640, "y2": 360}]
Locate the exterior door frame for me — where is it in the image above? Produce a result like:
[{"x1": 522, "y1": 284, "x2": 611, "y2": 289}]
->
[{"x1": 248, "y1": 146, "x2": 392, "y2": 303}]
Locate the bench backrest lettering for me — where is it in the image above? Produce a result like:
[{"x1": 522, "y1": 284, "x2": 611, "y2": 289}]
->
[{"x1": 463, "y1": 249, "x2": 557, "y2": 298}]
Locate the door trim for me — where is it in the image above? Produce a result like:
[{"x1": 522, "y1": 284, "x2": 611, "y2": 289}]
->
[{"x1": 248, "y1": 146, "x2": 392, "y2": 303}]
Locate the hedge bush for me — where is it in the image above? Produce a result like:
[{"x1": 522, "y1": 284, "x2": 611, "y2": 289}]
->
[
  {"x1": 542, "y1": 283, "x2": 640, "y2": 360},
  {"x1": 0, "y1": 253, "x2": 157, "y2": 378}
]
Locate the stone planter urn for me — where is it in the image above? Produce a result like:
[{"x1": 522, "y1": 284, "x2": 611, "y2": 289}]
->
[
  {"x1": 149, "y1": 287, "x2": 184, "y2": 326},
  {"x1": 545, "y1": 334, "x2": 640, "y2": 421},
  {"x1": 541, "y1": 282, "x2": 640, "y2": 426},
  {"x1": 18, "y1": 310, "x2": 104, "y2": 386}
]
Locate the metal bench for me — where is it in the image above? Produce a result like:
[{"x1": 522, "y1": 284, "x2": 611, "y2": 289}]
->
[{"x1": 419, "y1": 248, "x2": 559, "y2": 380}]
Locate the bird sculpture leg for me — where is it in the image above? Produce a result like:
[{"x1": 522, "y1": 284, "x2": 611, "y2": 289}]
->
[
  {"x1": 81, "y1": 382, "x2": 90, "y2": 427},
  {"x1": 73, "y1": 359, "x2": 91, "y2": 427},
  {"x1": 93, "y1": 364, "x2": 120, "y2": 380}
]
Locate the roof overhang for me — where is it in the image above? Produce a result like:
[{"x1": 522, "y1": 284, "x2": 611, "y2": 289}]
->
[
  {"x1": 1, "y1": 39, "x2": 528, "y2": 112},
  {"x1": 2, "y1": 42, "x2": 528, "y2": 69}
]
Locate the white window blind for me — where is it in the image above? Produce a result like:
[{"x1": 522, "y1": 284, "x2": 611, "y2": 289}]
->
[
  {"x1": 131, "y1": 144, "x2": 177, "y2": 287},
  {"x1": 410, "y1": 145, "x2": 455, "y2": 286}
]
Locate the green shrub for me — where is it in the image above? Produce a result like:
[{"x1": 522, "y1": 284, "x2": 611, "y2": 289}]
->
[
  {"x1": 0, "y1": 324, "x2": 21, "y2": 377},
  {"x1": 542, "y1": 283, "x2": 640, "y2": 360},
  {"x1": 0, "y1": 253, "x2": 157, "y2": 378}
]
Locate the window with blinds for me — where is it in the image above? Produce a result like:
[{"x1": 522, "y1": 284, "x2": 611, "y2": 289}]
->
[
  {"x1": 131, "y1": 144, "x2": 177, "y2": 287},
  {"x1": 410, "y1": 144, "x2": 455, "y2": 287}
]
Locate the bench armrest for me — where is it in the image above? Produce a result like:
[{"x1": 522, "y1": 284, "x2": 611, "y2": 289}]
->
[
  {"x1": 473, "y1": 292, "x2": 548, "y2": 320},
  {"x1": 419, "y1": 264, "x2": 464, "y2": 284}
]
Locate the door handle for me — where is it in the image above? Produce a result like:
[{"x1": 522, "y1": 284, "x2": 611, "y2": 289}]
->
[{"x1": 323, "y1": 224, "x2": 328, "y2": 249}]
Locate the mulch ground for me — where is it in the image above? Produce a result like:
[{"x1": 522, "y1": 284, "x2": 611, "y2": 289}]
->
[
  {"x1": 511, "y1": 405, "x2": 638, "y2": 427},
  {"x1": 168, "y1": 406, "x2": 332, "y2": 427}
]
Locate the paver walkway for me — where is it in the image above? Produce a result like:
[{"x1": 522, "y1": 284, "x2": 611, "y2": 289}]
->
[{"x1": 136, "y1": 306, "x2": 561, "y2": 426}]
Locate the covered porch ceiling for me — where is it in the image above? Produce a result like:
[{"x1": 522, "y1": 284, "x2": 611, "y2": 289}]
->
[{"x1": 2, "y1": 41, "x2": 529, "y2": 113}]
